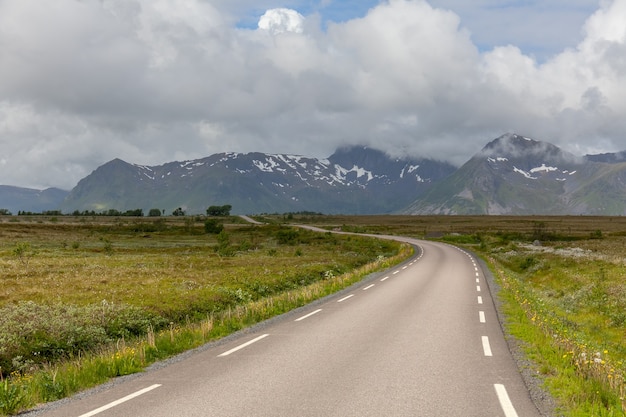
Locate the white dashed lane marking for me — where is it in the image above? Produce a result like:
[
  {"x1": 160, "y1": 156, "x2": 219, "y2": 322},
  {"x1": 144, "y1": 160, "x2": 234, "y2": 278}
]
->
[
  {"x1": 295, "y1": 309, "x2": 323, "y2": 322},
  {"x1": 218, "y1": 334, "x2": 270, "y2": 357},
  {"x1": 77, "y1": 385, "x2": 162, "y2": 417},
  {"x1": 494, "y1": 384, "x2": 520, "y2": 417},
  {"x1": 455, "y1": 246, "x2": 521, "y2": 417},
  {"x1": 338, "y1": 294, "x2": 354, "y2": 303},
  {"x1": 482, "y1": 336, "x2": 493, "y2": 357}
]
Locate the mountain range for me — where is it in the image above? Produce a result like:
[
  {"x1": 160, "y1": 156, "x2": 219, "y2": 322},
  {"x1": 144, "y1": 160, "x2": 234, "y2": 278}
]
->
[
  {"x1": 58, "y1": 147, "x2": 455, "y2": 215},
  {"x1": 2, "y1": 133, "x2": 626, "y2": 215},
  {"x1": 0, "y1": 186, "x2": 68, "y2": 214}
]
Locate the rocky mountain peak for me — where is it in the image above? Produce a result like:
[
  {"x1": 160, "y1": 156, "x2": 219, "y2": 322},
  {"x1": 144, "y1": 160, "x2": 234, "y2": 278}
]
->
[{"x1": 480, "y1": 133, "x2": 579, "y2": 164}]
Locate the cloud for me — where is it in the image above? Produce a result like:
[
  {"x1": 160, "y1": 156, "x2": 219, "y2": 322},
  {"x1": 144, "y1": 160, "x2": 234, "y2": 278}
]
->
[
  {"x1": 0, "y1": 0, "x2": 626, "y2": 190},
  {"x1": 427, "y1": 0, "x2": 598, "y2": 60},
  {"x1": 258, "y1": 8, "x2": 305, "y2": 34}
]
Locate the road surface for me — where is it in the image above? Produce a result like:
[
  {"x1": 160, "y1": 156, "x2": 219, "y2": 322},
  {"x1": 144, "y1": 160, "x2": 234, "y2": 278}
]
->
[{"x1": 28, "y1": 237, "x2": 544, "y2": 417}]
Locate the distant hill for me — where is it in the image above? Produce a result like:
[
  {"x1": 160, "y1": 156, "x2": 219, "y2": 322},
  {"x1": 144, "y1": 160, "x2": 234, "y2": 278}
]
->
[
  {"x1": 0, "y1": 186, "x2": 68, "y2": 214},
  {"x1": 585, "y1": 151, "x2": 626, "y2": 163},
  {"x1": 403, "y1": 133, "x2": 626, "y2": 215},
  {"x1": 59, "y1": 147, "x2": 456, "y2": 215}
]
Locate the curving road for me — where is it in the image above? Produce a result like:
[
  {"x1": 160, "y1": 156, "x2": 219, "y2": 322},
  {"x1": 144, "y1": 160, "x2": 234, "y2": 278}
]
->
[{"x1": 29, "y1": 237, "x2": 543, "y2": 417}]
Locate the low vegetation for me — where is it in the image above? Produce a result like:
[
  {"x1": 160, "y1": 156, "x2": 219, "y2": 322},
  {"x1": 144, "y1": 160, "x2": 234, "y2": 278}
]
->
[
  {"x1": 481, "y1": 235, "x2": 626, "y2": 416},
  {"x1": 0, "y1": 215, "x2": 407, "y2": 415}
]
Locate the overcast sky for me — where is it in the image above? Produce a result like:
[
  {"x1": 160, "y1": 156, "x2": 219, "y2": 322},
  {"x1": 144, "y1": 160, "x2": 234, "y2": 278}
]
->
[{"x1": 1, "y1": 0, "x2": 624, "y2": 190}]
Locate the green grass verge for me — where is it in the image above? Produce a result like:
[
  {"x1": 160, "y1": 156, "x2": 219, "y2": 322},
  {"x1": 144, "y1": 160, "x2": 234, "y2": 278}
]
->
[
  {"x1": 495, "y1": 267, "x2": 625, "y2": 416},
  {"x1": 453, "y1": 234, "x2": 626, "y2": 416}
]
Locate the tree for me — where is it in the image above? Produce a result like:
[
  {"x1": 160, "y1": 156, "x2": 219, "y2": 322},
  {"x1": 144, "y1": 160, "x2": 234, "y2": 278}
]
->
[
  {"x1": 172, "y1": 207, "x2": 186, "y2": 216},
  {"x1": 148, "y1": 208, "x2": 162, "y2": 217},
  {"x1": 206, "y1": 204, "x2": 232, "y2": 216},
  {"x1": 204, "y1": 219, "x2": 224, "y2": 234},
  {"x1": 0, "y1": 208, "x2": 11, "y2": 215}
]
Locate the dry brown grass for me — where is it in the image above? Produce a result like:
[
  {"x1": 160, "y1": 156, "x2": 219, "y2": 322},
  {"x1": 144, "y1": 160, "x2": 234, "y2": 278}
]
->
[{"x1": 0, "y1": 216, "x2": 400, "y2": 316}]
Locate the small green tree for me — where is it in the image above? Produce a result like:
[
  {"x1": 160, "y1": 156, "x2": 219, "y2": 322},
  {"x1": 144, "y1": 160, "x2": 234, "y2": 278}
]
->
[
  {"x1": 204, "y1": 219, "x2": 224, "y2": 234},
  {"x1": 13, "y1": 242, "x2": 35, "y2": 266},
  {"x1": 148, "y1": 208, "x2": 162, "y2": 217},
  {"x1": 172, "y1": 207, "x2": 185, "y2": 216},
  {"x1": 215, "y1": 230, "x2": 234, "y2": 256},
  {"x1": 206, "y1": 205, "x2": 232, "y2": 216}
]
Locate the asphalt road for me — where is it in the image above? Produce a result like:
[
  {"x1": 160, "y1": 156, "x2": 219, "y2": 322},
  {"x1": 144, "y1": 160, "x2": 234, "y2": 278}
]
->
[{"x1": 28, "y1": 238, "x2": 543, "y2": 417}]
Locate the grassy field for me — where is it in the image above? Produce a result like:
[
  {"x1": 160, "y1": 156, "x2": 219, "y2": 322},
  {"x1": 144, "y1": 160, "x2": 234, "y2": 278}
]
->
[
  {"x1": 3, "y1": 214, "x2": 626, "y2": 416},
  {"x1": 0, "y1": 217, "x2": 396, "y2": 314}
]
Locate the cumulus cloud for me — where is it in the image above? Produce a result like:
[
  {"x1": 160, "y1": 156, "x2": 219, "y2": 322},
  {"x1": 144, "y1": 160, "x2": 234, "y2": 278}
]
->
[
  {"x1": 0, "y1": 0, "x2": 625, "y2": 190},
  {"x1": 258, "y1": 8, "x2": 305, "y2": 34}
]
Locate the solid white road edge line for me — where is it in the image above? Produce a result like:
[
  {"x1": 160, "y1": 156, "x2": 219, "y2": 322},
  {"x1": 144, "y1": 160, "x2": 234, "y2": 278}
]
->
[
  {"x1": 77, "y1": 384, "x2": 162, "y2": 417},
  {"x1": 295, "y1": 309, "x2": 323, "y2": 322},
  {"x1": 494, "y1": 384, "x2": 520, "y2": 417},
  {"x1": 338, "y1": 294, "x2": 354, "y2": 302},
  {"x1": 482, "y1": 336, "x2": 493, "y2": 357},
  {"x1": 218, "y1": 334, "x2": 269, "y2": 357}
]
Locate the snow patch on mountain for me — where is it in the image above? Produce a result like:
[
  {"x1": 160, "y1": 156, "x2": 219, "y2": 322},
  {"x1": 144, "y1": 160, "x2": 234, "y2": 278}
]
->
[
  {"x1": 253, "y1": 158, "x2": 280, "y2": 173},
  {"x1": 513, "y1": 167, "x2": 538, "y2": 180},
  {"x1": 401, "y1": 164, "x2": 422, "y2": 180},
  {"x1": 347, "y1": 165, "x2": 374, "y2": 181},
  {"x1": 487, "y1": 157, "x2": 509, "y2": 163},
  {"x1": 512, "y1": 163, "x2": 574, "y2": 180},
  {"x1": 530, "y1": 164, "x2": 558, "y2": 173}
]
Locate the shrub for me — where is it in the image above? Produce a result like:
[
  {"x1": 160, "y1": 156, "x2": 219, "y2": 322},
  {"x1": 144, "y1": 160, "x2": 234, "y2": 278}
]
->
[
  {"x1": 204, "y1": 219, "x2": 224, "y2": 234},
  {"x1": 12, "y1": 242, "x2": 35, "y2": 266},
  {"x1": 0, "y1": 301, "x2": 165, "y2": 377},
  {"x1": 148, "y1": 209, "x2": 162, "y2": 217},
  {"x1": 276, "y1": 228, "x2": 299, "y2": 245},
  {"x1": 519, "y1": 256, "x2": 538, "y2": 271}
]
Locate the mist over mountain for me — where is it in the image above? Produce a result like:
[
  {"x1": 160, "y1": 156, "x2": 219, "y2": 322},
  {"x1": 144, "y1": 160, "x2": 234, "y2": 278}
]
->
[
  {"x1": 0, "y1": 186, "x2": 68, "y2": 214},
  {"x1": 404, "y1": 134, "x2": 626, "y2": 215}
]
